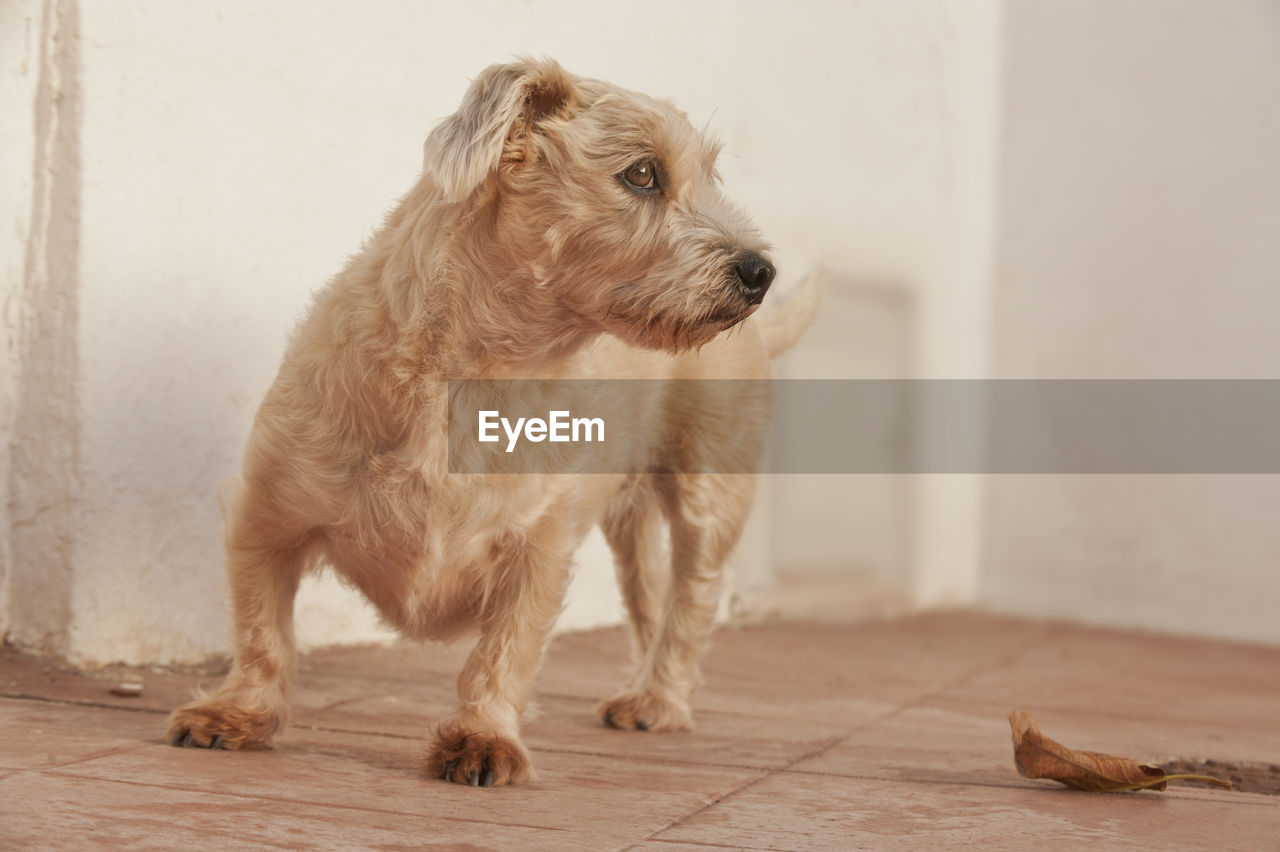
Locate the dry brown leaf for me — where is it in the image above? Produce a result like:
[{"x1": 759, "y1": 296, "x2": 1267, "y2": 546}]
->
[{"x1": 1009, "y1": 709, "x2": 1232, "y2": 793}]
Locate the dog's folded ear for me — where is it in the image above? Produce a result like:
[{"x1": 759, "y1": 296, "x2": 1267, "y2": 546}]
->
[{"x1": 423, "y1": 57, "x2": 575, "y2": 203}]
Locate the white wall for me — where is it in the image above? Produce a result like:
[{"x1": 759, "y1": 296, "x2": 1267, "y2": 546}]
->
[
  {"x1": 978, "y1": 0, "x2": 1280, "y2": 644},
  {"x1": 5, "y1": 0, "x2": 1000, "y2": 664},
  {"x1": 8, "y1": 0, "x2": 1275, "y2": 665},
  {"x1": 763, "y1": 1, "x2": 1001, "y2": 619}
]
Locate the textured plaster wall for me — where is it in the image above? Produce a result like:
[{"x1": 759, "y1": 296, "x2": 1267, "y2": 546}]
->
[
  {"x1": 0, "y1": 2, "x2": 30, "y2": 640},
  {"x1": 0, "y1": 0, "x2": 45, "y2": 642},
  {"x1": 3, "y1": 0, "x2": 81, "y2": 655},
  {"x1": 979, "y1": 0, "x2": 1280, "y2": 644}
]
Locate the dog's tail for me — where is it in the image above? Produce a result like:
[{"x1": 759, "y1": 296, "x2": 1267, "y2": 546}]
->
[{"x1": 758, "y1": 268, "x2": 823, "y2": 359}]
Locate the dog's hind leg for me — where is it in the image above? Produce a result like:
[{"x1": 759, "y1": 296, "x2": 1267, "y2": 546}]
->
[
  {"x1": 600, "y1": 477, "x2": 668, "y2": 666},
  {"x1": 599, "y1": 472, "x2": 755, "y2": 732},
  {"x1": 167, "y1": 486, "x2": 306, "y2": 751}
]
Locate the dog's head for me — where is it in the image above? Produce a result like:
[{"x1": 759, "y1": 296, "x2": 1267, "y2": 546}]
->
[{"x1": 423, "y1": 58, "x2": 774, "y2": 353}]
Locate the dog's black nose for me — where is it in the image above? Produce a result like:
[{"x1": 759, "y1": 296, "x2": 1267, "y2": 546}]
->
[{"x1": 733, "y1": 253, "x2": 776, "y2": 304}]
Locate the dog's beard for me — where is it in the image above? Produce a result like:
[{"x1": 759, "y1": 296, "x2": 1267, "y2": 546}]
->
[
  {"x1": 601, "y1": 283, "x2": 757, "y2": 353},
  {"x1": 706, "y1": 301, "x2": 759, "y2": 330}
]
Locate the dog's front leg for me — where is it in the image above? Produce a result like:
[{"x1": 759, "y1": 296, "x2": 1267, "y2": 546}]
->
[
  {"x1": 426, "y1": 528, "x2": 573, "y2": 787},
  {"x1": 167, "y1": 533, "x2": 303, "y2": 750}
]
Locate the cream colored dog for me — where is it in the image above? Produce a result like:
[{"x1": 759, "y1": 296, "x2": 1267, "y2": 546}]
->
[{"x1": 168, "y1": 58, "x2": 810, "y2": 786}]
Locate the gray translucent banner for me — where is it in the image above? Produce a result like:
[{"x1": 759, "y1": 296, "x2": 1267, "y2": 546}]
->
[{"x1": 447, "y1": 380, "x2": 1280, "y2": 474}]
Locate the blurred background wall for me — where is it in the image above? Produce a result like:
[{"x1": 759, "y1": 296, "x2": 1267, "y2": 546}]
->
[
  {"x1": 2, "y1": 0, "x2": 1277, "y2": 665},
  {"x1": 980, "y1": 1, "x2": 1280, "y2": 640}
]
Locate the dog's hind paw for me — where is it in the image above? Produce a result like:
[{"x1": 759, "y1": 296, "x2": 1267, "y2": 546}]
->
[
  {"x1": 598, "y1": 691, "x2": 693, "y2": 732},
  {"x1": 426, "y1": 720, "x2": 533, "y2": 787}
]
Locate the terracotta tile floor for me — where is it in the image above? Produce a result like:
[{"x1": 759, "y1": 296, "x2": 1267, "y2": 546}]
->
[{"x1": 1, "y1": 612, "x2": 1277, "y2": 850}]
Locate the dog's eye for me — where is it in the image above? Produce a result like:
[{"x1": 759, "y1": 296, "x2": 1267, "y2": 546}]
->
[{"x1": 622, "y1": 161, "x2": 657, "y2": 191}]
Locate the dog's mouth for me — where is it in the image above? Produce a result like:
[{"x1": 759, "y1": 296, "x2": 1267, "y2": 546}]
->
[{"x1": 707, "y1": 302, "x2": 759, "y2": 330}]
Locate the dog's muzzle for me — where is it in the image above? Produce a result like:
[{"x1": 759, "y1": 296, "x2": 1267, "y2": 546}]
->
[{"x1": 733, "y1": 253, "x2": 776, "y2": 305}]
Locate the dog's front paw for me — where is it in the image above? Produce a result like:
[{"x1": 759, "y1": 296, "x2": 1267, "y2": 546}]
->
[
  {"x1": 167, "y1": 696, "x2": 280, "y2": 751},
  {"x1": 598, "y1": 691, "x2": 693, "y2": 732},
  {"x1": 426, "y1": 720, "x2": 533, "y2": 787}
]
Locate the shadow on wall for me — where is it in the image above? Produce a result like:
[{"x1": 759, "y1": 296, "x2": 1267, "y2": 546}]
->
[{"x1": 766, "y1": 275, "x2": 916, "y2": 621}]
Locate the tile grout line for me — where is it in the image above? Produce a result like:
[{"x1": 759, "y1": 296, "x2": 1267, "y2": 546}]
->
[
  {"x1": 839, "y1": 626, "x2": 1071, "y2": 738},
  {"x1": 628, "y1": 628, "x2": 1074, "y2": 850},
  {"x1": 1, "y1": 692, "x2": 171, "y2": 715},
  {"x1": 24, "y1": 742, "x2": 153, "y2": 774},
  {"x1": 38, "y1": 768, "x2": 577, "y2": 833},
  {"x1": 773, "y1": 767, "x2": 1280, "y2": 807},
  {"x1": 628, "y1": 734, "x2": 848, "y2": 850},
  {"x1": 638, "y1": 839, "x2": 777, "y2": 851}
]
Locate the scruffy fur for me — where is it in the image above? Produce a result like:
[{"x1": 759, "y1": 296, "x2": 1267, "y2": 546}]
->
[{"x1": 167, "y1": 58, "x2": 807, "y2": 786}]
